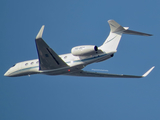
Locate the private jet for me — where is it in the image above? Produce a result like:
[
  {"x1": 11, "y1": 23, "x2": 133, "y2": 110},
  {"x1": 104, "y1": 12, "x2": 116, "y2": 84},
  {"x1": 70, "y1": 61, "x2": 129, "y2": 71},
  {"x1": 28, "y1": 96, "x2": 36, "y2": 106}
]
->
[{"x1": 4, "y1": 20, "x2": 155, "y2": 78}]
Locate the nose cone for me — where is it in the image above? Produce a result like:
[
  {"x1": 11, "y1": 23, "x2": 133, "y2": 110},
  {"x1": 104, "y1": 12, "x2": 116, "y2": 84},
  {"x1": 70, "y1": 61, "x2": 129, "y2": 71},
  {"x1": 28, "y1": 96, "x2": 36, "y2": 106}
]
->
[
  {"x1": 4, "y1": 71, "x2": 9, "y2": 77},
  {"x1": 4, "y1": 68, "x2": 12, "y2": 77},
  {"x1": 4, "y1": 64, "x2": 18, "y2": 77}
]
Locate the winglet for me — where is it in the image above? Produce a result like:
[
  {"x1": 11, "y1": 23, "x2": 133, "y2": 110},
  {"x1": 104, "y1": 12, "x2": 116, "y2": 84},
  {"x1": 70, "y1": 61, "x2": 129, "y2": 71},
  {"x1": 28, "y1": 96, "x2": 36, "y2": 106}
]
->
[
  {"x1": 142, "y1": 66, "x2": 155, "y2": 77},
  {"x1": 36, "y1": 25, "x2": 45, "y2": 39}
]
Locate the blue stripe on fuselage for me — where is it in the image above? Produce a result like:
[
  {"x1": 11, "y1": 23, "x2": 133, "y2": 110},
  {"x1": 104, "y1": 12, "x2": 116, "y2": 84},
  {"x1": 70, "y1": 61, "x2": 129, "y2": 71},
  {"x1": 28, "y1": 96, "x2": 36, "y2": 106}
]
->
[
  {"x1": 66, "y1": 53, "x2": 107, "y2": 64},
  {"x1": 10, "y1": 53, "x2": 108, "y2": 76}
]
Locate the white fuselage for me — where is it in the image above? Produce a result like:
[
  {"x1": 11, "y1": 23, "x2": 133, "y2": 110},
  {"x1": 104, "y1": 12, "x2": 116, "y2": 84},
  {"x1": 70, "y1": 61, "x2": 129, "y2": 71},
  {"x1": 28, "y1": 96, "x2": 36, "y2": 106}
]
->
[
  {"x1": 4, "y1": 20, "x2": 154, "y2": 78},
  {"x1": 4, "y1": 51, "x2": 115, "y2": 77}
]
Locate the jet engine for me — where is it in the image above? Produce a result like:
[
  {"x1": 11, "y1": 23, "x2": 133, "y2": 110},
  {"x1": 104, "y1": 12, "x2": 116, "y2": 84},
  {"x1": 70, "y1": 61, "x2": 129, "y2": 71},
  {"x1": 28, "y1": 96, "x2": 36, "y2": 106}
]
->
[{"x1": 71, "y1": 45, "x2": 98, "y2": 56}]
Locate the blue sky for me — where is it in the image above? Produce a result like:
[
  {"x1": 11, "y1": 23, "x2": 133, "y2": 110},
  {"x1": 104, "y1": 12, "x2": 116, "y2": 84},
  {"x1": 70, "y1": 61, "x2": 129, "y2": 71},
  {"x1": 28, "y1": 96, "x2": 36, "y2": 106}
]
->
[{"x1": 1, "y1": 0, "x2": 160, "y2": 120}]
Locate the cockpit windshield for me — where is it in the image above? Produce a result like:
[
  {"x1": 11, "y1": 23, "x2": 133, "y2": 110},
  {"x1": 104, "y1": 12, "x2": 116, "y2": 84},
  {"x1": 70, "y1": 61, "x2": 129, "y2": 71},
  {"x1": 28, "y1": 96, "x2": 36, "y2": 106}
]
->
[{"x1": 12, "y1": 64, "x2": 16, "y2": 67}]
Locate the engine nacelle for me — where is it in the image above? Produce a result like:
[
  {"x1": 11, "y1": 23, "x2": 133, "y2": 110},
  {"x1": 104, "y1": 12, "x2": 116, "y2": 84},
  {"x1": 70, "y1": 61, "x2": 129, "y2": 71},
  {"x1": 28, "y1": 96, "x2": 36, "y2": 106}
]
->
[{"x1": 71, "y1": 45, "x2": 98, "y2": 56}]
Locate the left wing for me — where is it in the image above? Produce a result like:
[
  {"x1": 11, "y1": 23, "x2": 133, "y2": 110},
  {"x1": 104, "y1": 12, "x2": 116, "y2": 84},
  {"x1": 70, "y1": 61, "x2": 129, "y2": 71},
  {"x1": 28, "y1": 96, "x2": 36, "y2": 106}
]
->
[
  {"x1": 35, "y1": 25, "x2": 68, "y2": 70},
  {"x1": 66, "y1": 66, "x2": 154, "y2": 78}
]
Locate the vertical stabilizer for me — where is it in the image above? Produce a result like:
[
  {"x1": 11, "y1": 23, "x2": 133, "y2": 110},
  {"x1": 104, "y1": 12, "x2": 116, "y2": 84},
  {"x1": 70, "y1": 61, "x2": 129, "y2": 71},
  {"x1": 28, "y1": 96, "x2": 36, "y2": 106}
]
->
[
  {"x1": 99, "y1": 20, "x2": 152, "y2": 52},
  {"x1": 100, "y1": 20, "x2": 124, "y2": 51}
]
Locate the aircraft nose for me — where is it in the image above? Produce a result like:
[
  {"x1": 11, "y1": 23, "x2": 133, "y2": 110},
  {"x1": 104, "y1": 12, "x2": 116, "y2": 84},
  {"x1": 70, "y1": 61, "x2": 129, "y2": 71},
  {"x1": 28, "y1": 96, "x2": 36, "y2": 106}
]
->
[
  {"x1": 4, "y1": 72, "x2": 7, "y2": 76},
  {"x1": 4, "y1": 69, "x2": 11, "y2": 77},
  {"x1": 4, "y1": 66, "x2": 16, "y2": 77},
  {"x1": 4, "y1": 71, "x2": 9, "y2": 77}
]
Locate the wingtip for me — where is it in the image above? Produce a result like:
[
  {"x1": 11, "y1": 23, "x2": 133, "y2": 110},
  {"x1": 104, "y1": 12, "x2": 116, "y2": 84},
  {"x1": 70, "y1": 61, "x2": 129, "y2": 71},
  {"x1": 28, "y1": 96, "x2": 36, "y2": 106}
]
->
[
  {"x1": 142, "y1": 66, "x2": 155, "y2": 77},
  {"x1": 36, "y1": 25, "x2": 45, "y2": 39},
  {"x1": 148, "y1": 34, "x2": 153, "y2": 36},
  {"x1": 144, "y1": 33, "x2": 153, "y2": 36}
]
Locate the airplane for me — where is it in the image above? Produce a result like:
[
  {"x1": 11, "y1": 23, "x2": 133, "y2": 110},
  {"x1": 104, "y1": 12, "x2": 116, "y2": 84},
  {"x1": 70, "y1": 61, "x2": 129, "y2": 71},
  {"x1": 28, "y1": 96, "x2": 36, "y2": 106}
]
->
[{"x1": 4, "y1": 20, "x2": 155, "y2": 78}]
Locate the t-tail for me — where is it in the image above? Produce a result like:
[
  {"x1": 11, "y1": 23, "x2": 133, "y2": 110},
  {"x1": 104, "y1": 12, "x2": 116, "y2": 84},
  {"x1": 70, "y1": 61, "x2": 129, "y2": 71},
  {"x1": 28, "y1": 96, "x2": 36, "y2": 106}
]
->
[{"x1": 99, "y1": 20, "x2": 152, "y2": 52}]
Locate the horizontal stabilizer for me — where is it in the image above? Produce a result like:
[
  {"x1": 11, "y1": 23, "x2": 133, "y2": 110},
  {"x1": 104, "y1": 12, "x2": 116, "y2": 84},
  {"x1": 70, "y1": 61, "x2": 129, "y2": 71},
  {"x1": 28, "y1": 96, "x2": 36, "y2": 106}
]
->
[
  {"x1": 108, "y1": 20, "x2": 152, "y2": 36},
  {"x1": 123, "y1": 29, "x2": 152, "y2": 36}
]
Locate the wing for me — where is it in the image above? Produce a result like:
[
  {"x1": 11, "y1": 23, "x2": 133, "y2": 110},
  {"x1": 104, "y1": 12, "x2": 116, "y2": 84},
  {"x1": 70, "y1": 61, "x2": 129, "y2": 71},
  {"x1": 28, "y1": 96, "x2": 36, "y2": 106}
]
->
[
  {"x1": 67, "y1": 66, "x2": 154, "y2": 78},
  {"x1": 35, "y1": 25, "x2": 68, "y2": 70}
]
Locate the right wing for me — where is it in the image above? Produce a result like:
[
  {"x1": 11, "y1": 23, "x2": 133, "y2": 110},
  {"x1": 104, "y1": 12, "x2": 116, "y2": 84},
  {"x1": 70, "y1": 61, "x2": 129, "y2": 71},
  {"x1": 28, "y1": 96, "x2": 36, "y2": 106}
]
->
[
  {"x1": 35, "y1": 25, "x2": 68, "y2": 70},
  {"x1": 67, "y1": 66, "x2": 155, "y2": 78}
]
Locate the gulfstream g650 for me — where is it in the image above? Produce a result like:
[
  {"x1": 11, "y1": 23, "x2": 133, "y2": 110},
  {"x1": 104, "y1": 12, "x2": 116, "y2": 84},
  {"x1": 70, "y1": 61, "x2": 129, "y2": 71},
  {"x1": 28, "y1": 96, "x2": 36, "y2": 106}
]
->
[{"x1": 4, "y1": 20, "x2": 154, "y2": 78}]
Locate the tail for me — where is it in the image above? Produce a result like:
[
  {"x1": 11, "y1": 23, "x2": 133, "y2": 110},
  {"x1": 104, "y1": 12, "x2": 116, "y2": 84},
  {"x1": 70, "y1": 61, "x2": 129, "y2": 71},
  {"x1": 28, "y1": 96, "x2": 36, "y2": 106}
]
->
[{"x1": 99, "y1": 20, "x2": 152, "y2": 52}]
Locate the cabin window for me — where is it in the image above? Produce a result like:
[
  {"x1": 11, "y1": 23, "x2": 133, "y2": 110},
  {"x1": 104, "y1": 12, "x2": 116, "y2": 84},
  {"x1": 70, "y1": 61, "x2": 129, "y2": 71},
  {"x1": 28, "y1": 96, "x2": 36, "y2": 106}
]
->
[
  {"x1": 25, "y1": 63, "x2": 28, "y2": 66},
  {"x1": 64, "y1": 56, "x2": 67, "y2": 59},
  {"x1": 31, "y1": 62, "x2": 34, "y2": 65},
  {"x1": 36, "y1": 61, "x2": 39, "y2": 64}
]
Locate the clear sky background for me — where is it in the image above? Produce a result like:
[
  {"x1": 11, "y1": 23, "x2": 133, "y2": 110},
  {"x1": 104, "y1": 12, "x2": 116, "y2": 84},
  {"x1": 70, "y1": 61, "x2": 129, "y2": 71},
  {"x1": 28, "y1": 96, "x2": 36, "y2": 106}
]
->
[{"x1": 1, "y1": 0, "x2": 160, "y2": 120}]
